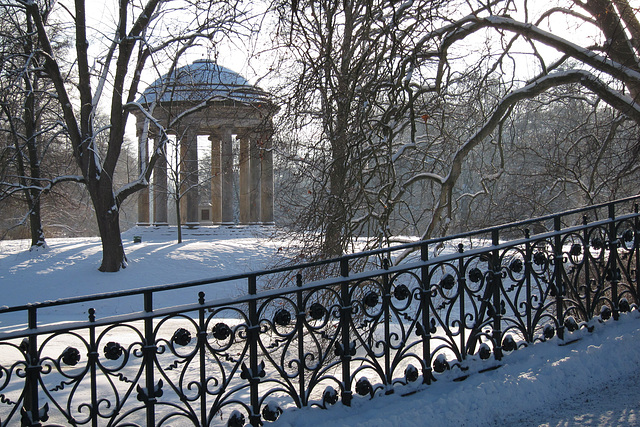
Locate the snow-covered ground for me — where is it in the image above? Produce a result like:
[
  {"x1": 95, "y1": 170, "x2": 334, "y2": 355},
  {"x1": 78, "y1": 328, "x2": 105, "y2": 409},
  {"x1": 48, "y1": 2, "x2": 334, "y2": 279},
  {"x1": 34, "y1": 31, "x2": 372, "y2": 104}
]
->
[
  {"x1": 2, "y1": 226, "x2": 640, "y2": 426},
  {"x1": 0, "y1": 226, "x2": 287, "y2": 326}
]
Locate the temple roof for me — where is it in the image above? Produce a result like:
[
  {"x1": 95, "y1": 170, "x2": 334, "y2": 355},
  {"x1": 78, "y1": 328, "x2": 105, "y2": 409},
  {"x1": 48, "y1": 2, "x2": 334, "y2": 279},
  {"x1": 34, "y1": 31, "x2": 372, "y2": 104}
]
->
[{"x1": 137, "y1": 59, "x2": 270, "y2": 106}]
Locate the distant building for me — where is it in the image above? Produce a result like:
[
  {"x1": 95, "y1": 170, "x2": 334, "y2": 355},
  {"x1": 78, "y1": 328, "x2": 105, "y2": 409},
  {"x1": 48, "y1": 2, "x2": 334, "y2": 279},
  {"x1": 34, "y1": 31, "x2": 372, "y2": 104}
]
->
[{"x1": 132, "y1": 59, "x2": 278, "y2": 227}]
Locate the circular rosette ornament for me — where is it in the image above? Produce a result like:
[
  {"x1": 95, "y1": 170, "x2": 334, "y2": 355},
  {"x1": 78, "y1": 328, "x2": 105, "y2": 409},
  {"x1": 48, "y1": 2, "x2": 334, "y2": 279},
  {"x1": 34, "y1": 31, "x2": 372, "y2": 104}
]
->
[
  {"x1": 469, "y1": 267, "x2": 483, "y2": 283},
  {"x1": 404, "y1": 364, "x2": 419, "y2": 382},
  {"x1": 262, "y1": 401, "x2": 283, "y2": 422},
  {"x1": 543, "y1": 324, "x2": 555, "y2": 340},
  {"x1": 212, "y1": 322, "x2": 232, "y2": 341},
  {"x1": 172, "y1": 328, "x2": 192, "y2": 347},
  {"x1": 600, "y1": 305, "x2": 612, "y2": 321},
  {"x1": 439, "y1": 274, "x2": 456, "y2": 291},
  {"x1": 619, "y1": 298, "x2": 631, "y2": 313},
  {"x1": 363, "y1": 291, "x2": 379, "y2": 308},
  {"x1": 273, "y1": 308, "x2": 292, "y2": 327},
  {"x1": 393, "y1": 284, "x2": 411, "y2": 301},
  {"x1": 502, "y1": 334, "x2": 517, "y2": 352},
  {"x1": 103, "y1": 341, "x2": 123, "y2": 361},
  {"x1": 308, "y1": 302, "x2": 326, "y2": 321},
  {"x1": 227, "y1": 410, "x2": 245, "y2": 427},
  {"x1": 533, "y1": 251, "x2": 547, "y2": 267},
  {"x1": 621, "y1": 227, "x2": 636, "y2": 250},
  {"x1": 478, "y1": 343, "x2": 491, "y2": 360},
  {"x1": 355, "y1": 377, "x2": 372, "y2": 396},
  {"x1": 567, "y1": 240, "x2": 585, "y2": 264},
  {"x1": 433, "y1": 353, "x2": 449, "y2": 373},
  {"x1": 323, "y1": 386, "x2": 339, "y2": 405},
  {"x1": 591, "y1": 236, "x2": 604, "y2": 251},
  {"x1": 61, "y1": 346, "x2": 81, "y2": 366},
  {"x1": 509, "y1": 258, "x2": 523, "y2": 274},
  {"x1": 564, "y1": 316, "x2": 579, "y2": 332}
]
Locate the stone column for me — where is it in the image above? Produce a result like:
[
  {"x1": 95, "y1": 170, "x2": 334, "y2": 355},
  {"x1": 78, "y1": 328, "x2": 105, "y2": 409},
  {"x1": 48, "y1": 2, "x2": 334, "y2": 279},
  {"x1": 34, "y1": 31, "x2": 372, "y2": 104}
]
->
[
  {"x1": 179, "y1": 131, "x2": 188, "y2": 224},
  {"x1": 221, "y1": 128, "x2": 234, "y2": 225},
  {"x1": 184, "y1": 127, "x2": 199, "y2": 227},
  {"x1": 249, "y1": 133, "x2": 262, "y2": 224},
  {"x1": 210, "y1": 132, "x2": 222, "y2": 224},
  {"x1": 179, "y1": 126, "x2": 199, "y2": 227},
  {"x1": 238, "y1": 131, "x2": 250, "y2": 224},
  {"x1": 260, "y1": 131, "x2": 274, "y2": 225},
  {"x1": 152, "y1": 133, "x2": 168, "y2": 225},
  {"x1": 136, "y1": 125, "x2": 150, "y2": 226}
]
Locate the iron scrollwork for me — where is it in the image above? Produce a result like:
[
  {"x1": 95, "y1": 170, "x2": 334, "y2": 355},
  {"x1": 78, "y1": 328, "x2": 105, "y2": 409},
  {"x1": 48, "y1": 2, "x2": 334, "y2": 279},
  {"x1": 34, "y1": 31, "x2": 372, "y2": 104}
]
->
[{"x1": 0, "y1": 198, "x2": 639, "y2": 425}]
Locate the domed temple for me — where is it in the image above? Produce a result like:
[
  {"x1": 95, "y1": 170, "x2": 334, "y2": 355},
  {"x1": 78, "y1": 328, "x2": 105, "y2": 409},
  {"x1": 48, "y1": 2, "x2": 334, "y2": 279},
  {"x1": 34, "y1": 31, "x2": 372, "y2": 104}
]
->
[{"x1": 132, "y1": 59, "x2": 278, "y2": 227}]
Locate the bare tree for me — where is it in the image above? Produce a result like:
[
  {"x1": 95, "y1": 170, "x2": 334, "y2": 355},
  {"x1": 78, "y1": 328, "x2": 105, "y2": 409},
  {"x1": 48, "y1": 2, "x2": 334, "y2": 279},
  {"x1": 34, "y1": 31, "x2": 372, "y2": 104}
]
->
[
  {"x1": 12, "y1": 0, "x2": 251, "y2": 271},
  {"x1": 272, "y1": 0, "x2": 639, "y2": 262},
  {"x1": 399, "y1": 0, "x2": 640, "y2": 242},
  {"x1": 0, "y1": 0, "x2": 77, "y2": 248},
  {"x1": 163, "y1": 128, "x2": 203, "y2": 244},
  {"x1": 273, "y1": 0, "x2": 439, "y2": 258}
]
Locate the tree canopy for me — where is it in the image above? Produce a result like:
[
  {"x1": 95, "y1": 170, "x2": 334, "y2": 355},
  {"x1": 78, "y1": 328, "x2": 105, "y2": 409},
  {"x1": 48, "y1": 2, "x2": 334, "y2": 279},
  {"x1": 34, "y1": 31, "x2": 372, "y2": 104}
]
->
[{"x1": 272, "y1": 0, "x2": 640, "y2": 258}]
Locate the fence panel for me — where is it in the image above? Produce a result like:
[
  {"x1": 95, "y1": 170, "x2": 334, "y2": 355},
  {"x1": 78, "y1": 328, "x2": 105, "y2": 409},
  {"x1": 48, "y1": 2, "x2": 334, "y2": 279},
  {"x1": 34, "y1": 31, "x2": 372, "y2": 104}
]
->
[{"x1": 1, "y1": 197, "x2": 639, "y2": 426}]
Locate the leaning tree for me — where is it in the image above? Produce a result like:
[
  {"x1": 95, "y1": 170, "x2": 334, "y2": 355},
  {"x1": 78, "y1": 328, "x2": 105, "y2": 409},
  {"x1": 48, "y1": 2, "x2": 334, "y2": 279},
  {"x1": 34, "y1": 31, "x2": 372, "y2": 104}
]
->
[{"x1": 400, "y1": 0, "x2": 640, "y2": 241}]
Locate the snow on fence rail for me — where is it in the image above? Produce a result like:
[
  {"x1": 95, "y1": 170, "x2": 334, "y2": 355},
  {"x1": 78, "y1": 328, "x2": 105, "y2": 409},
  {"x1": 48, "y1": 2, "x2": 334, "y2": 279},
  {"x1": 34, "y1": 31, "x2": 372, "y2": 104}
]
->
[{"x1": 1, "y1": 196, "x2": 639, "y2": 426}]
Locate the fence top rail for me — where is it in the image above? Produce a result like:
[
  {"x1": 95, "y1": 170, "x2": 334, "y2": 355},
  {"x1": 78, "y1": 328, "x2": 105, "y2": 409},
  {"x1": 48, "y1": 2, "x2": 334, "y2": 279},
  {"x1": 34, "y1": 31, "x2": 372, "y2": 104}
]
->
[{"x1": 1, "y1": 196, "x2": 638, "y2": 321}]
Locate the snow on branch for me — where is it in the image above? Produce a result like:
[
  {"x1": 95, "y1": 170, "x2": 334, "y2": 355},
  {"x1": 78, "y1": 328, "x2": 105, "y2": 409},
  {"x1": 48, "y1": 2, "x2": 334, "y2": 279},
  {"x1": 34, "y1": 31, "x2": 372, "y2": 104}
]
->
[
  {"x1": 479, "y1": 15, "x2": 640, "y2": 85},
  {"x1": 0, "y1": 175, "x2": 85, "y2": 199},
  {"x1": 413, "y1": 68, "x2": 639, "y2": 248},
  {"x1": 402, "y1": 172, "x2": 445, "y2": 188}
]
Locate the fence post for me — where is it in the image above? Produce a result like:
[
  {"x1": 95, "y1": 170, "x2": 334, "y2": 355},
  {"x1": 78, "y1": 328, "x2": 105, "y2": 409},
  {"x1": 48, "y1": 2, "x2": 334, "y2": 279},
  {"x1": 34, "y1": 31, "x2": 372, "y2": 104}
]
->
[
  {"x1": 554, "y1": 216, "x2": 565, "y2": 341},
  {"x1": 491, "y1": 230, "x2": 503, "y2": 361},
  {"x1": 420, "y1": 243, "x2": 433, "y2": 384},
  {"x1": 382, "y1": 257, "x2": 392, "y2": 393},
  {"x1": 247, "y1": 275, "x2": 262, "y2": 426},
  {"x1": 457, "y1": 244, "x2": 467, "y2": 360},
  {"x1": 88, "y1": 308, "x2": 98, "y2": 427},
  {"x1": 142, "y1": 291, "x2": 157, "y2": 427},
  {"x1": 635, "y1": 204, "x2": 640, "y2": 300},
  {"x1": 608, "y1": 203, "x2": 620, "y2": 320},
  {"x1": 22, "y1": 307, "x2": 44, "y2": 426},
  {"x1": 295, "y1": 274, "x2": 306, "y2": 407},
  {"x1": 197, "y1": 291, "x2": 207, "y2": 425},
  {"x1": 582, "y1": 216, "x2": 594, "y2": 318},
  {"x1": 339, "y1": 259, "x2": 353, "y2": 406},
  {"x1": 524, "y1": 229, "x2": 533, "y2": 342}
]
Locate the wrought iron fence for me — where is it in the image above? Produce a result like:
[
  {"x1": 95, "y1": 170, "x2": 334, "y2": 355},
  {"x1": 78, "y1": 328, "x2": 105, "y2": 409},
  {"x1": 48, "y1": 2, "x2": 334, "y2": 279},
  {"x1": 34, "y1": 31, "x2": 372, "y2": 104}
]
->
[{"x1": 1, "y1": 196, "x2": 639, "y2": 426}]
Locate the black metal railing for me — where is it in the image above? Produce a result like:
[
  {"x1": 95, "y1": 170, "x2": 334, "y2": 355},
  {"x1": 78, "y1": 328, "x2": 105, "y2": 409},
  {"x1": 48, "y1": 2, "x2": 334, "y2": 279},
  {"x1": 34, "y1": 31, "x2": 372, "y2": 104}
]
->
[{"x1": 1, "y1": 196, "x2": 639, "y2": 426}]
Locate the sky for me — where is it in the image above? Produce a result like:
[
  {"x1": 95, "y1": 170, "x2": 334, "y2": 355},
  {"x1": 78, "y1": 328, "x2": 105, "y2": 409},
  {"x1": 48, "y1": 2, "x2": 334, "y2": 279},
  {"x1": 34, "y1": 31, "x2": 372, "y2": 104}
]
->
[{"x1": 2, "y1": 226, "x2": 640, "y2": 426}]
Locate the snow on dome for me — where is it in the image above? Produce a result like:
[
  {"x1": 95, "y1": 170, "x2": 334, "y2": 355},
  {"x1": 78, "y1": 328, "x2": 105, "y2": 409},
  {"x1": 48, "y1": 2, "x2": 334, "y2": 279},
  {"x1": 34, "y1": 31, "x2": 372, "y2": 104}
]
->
[{"x1": 137, "y1": 59, "x2": 269, "y2": 105}]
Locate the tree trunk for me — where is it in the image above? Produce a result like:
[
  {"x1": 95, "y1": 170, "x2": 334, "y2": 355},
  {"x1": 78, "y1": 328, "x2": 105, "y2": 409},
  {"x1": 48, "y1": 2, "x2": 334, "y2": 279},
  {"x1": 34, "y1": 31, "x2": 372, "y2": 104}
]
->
[
  {"x1": 93, "y1": 182, "x2": 126, "y2": 272},
  {"x1": 176, "y1": 191, "x2": 183, "y2": 244},
  {"x1": 320, "y1": 0, "x2": 354, "y2": 258},
  {"x1": 24, "y1": 13, "x2": 45, "y2": 250},
  {"x1": 96, "y1": 207, "x2": 126, "y2": 272},
  {"x1": 580, "y1": 0, "x2": 640, "y2": 99},
  {"x1": 28, "y1": 198, "x2": 45, "y2": 249},
  {"x1": 323, "y1": 143, "x2": 348, "y2": 257}
]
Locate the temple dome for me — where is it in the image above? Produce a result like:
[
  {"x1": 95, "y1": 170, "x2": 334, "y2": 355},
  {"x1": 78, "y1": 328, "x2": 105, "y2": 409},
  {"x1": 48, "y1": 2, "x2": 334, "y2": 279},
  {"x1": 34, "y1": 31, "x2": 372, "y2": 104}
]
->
[{"x1": 137, "y1": 59, "x2": 270, "y2": 105}]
